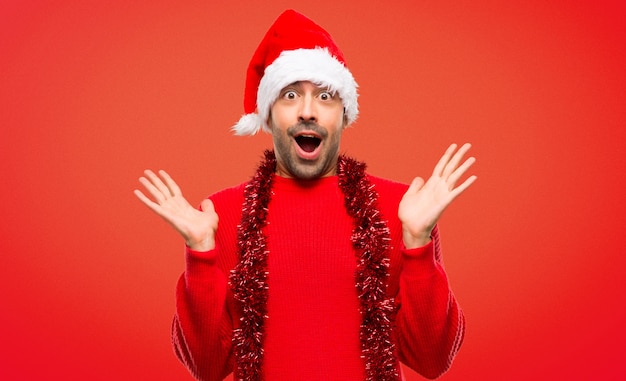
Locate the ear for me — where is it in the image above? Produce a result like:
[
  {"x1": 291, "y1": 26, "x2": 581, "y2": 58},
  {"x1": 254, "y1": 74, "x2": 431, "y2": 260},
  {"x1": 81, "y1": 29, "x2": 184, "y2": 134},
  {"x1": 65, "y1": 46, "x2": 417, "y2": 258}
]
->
[{"x1": 266, "y1": 110, "x2": 273, "y2": 130}]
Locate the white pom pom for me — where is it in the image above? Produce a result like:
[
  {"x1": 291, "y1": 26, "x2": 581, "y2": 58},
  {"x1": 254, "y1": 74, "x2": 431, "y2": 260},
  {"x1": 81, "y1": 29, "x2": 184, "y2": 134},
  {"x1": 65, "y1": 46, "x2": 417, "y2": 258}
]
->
[{"x1": 231, "y1": 113, "x2": 264, "y2": 136}]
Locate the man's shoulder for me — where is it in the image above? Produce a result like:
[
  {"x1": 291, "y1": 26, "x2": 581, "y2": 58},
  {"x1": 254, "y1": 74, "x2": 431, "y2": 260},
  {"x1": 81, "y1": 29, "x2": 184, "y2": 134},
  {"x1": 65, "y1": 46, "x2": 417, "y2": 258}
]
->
[
  {"x1": 206, "y1": 182, "x2": 248, "y2": 227},
  {"x1": 366, "y1": 174, "x2": 409, "y2": 197},
  {"x1": 365, "y1": 174, "x2": 406, "y2": 229},
  {"x1": 208, "y1": 182, "x2": 247, "y2": 204}
]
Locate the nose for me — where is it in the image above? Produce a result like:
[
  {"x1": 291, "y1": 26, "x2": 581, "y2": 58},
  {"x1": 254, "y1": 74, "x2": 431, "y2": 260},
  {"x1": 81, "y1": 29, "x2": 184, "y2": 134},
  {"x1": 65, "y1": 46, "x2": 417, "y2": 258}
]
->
[{"x1": 298, "y1": 94, "x2": 317, "y2": 123}]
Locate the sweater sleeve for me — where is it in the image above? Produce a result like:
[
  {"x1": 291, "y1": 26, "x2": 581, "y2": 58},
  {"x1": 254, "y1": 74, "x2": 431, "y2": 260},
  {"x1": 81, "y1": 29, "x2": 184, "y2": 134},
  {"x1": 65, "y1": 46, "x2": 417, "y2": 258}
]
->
[
  {"x1": 171, "y1": 184, "x2": 244, "y2": 381},
  {"x1": 394, "y1": 225, "x2": 465, "y2": 379},
  {"x1": 171, "y1": 246, "x2": 234, "y2": 381}
]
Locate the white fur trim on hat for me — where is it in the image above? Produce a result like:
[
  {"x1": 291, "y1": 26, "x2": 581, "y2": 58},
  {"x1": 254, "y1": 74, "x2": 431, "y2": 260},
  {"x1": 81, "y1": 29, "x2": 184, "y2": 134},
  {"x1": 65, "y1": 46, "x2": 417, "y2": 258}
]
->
[
  {"x1": 232, "y1": 48, "x2": 358, "y2": 136},
  {"x1": 232, "y1": 113, "x2": 264, "y2": 136}
]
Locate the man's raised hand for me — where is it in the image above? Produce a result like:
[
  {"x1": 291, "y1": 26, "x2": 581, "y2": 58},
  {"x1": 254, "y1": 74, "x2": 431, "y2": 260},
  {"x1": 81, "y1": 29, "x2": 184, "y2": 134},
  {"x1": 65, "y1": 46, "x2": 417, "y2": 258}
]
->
[
  {"x1": 398, "y1": 143, "x2": 477, "y2": 249},
  {"x1": 134, "y1": 170, "x2": 218, "y2": 252}
]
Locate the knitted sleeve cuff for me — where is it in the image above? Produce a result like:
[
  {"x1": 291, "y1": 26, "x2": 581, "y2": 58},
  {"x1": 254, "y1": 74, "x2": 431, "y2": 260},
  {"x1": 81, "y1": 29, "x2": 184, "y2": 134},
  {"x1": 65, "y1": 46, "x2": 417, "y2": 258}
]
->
[
  {"x1": 400, "y1": 240, "x2": 439, "y2": 278},
  {"x1": 184, "y1": 245, "x2": 220, "y2": 282}
]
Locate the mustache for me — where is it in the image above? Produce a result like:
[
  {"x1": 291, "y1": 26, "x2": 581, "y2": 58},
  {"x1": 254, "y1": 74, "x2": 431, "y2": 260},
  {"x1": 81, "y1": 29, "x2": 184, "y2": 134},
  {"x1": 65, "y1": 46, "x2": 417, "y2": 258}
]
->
[{"x1": 287, "y1": 121, "x2": 327, "y2": 137}]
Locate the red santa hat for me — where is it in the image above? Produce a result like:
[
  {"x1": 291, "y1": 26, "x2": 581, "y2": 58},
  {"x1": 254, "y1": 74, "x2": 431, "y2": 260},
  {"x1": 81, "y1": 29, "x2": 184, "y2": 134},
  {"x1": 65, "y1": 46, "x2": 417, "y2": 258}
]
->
[{"x1": 232, "y1": 9, "x2": 359, "y2": 136}]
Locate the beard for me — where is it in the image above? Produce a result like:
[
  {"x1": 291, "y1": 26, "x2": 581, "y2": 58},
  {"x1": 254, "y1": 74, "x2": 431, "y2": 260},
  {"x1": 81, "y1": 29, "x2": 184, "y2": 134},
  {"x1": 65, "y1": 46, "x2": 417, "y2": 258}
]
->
[{"x1": 272, "y1": 121, "x2": 341, "y2": 180}]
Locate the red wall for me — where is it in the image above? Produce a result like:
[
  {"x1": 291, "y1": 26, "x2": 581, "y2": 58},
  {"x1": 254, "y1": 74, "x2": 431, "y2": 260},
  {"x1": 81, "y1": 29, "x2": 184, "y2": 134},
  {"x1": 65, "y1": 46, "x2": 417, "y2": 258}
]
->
[{"x1": 2, "y1": 1, "x2": 625, "y2": 380}]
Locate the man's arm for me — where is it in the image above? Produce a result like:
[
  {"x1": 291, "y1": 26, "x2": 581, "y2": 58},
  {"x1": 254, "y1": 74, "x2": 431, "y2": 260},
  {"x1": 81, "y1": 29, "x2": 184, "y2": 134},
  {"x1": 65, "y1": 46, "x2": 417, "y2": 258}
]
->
[
  {"x1": 135, "y1": 170, "x2": 234, "y2": 380},
  {"x1": 172, "y1": 246, "x2": 234, "y2": 381},
  {"x1": 395, "y1": 143, "x2": 475, "y2": 377},
  {"x1": 395, "y1": 226, "x2": 465, "y2": 379}
]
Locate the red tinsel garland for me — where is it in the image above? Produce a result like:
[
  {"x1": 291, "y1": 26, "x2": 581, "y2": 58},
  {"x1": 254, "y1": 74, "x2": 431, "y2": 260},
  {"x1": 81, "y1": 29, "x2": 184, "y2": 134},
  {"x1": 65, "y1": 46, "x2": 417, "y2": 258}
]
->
[{"x1": 229, "y1": 150, "x2": 399, "y2": 381}]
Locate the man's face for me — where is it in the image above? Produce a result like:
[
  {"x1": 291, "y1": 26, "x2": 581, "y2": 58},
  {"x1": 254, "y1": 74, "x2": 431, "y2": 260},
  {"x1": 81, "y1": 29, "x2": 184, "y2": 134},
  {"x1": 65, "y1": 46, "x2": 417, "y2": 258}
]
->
[{"x1": 269, "y1": 81, "x2": 346, "y2": 179}]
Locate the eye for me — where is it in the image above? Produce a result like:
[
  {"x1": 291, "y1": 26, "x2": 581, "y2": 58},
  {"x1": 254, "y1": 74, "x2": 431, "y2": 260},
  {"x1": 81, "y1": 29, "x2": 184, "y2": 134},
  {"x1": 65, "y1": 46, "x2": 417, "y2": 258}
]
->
[
  {"x1": 319, "y1": 91, "x2": 333, "y2": 101},
  {"x1": 282, "y1": 90, "x2": 297, "y2": 100}
]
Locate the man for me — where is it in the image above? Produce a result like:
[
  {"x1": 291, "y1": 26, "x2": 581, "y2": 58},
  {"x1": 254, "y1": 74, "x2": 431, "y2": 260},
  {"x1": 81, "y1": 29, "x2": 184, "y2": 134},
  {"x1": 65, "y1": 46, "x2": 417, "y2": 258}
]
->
[{"x1": 134, "y1": 9, "x2": 476, "y2": 381}]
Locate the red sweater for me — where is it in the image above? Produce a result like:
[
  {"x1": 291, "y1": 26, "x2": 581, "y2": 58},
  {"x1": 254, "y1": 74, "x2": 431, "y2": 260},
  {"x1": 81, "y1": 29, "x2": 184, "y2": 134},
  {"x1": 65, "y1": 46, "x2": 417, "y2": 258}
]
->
[{"x1": 172, "y1": 174, "x2": 464, "y2": 381}]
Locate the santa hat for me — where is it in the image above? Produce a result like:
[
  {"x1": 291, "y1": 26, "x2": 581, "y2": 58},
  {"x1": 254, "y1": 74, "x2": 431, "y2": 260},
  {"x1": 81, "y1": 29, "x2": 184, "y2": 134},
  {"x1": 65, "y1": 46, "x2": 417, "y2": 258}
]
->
[{"x1": 232, "y1": 9, "x2": 359, "y2": 136}]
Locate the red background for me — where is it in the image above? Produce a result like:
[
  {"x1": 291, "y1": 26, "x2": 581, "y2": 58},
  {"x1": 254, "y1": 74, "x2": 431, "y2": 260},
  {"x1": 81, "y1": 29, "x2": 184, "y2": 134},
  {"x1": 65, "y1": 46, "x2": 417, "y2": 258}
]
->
[{"x1": 2, "y1": 1, "x2": 625, "y2": 380}]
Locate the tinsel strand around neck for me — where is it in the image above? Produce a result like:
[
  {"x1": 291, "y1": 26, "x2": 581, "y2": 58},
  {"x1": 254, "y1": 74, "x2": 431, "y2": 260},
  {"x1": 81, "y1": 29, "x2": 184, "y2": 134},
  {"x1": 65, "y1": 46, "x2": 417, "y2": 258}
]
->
[{"x1": 229, "y1": 150, "x2": 399, "y2": 381}]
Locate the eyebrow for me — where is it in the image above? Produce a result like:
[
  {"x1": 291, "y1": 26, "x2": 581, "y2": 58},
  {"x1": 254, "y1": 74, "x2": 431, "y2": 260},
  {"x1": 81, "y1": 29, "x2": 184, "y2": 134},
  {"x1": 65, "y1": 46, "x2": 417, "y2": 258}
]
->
[{"x1": 283, "y1": 81, "x2": 334, "y2": 93}]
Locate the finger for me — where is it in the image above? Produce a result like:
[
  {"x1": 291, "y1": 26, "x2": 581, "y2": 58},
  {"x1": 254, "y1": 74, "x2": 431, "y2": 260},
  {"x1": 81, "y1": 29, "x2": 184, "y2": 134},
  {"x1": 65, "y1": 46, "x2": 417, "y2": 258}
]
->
[
  {"x1": 134, "y1": 188, "x2": 180, "y2": 225},
  {"x1": 450, "y1": 175, "x2": 477, "y2": 200},
  {"x1": 134, "y1": 189, "x2": 163, "y2": 213},
  {"x1": 133, "y1": 189, "x2": 152, "y2": 206},
  {"x1": 442, "y1": 143, "x2": 472, "y2": 178},
  {"x1": 158, "y1": 170, "x2": 182, "y2": 197},
  {"x1": 432, "y1": 144, "x2": 458, "y2": 177},
  {"x1": 143, "y1": 169, "x2": 173, "y2": 198},
  {"x1": 406, "y1": 177, "x2": 425, "y2": 194},
  {"x1": 138, "y1": 175, "x2": 168, "y2": 204},
  {"x1": 447, "y1": 156, "x2": 476, "y2": 188}
]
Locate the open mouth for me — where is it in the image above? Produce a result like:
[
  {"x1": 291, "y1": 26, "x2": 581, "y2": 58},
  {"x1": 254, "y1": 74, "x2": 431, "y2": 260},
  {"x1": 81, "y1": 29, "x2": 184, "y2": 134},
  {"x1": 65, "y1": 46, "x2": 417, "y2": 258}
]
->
[{"x1": 295, "y1": 135, "x2": 322, "y2": 153}]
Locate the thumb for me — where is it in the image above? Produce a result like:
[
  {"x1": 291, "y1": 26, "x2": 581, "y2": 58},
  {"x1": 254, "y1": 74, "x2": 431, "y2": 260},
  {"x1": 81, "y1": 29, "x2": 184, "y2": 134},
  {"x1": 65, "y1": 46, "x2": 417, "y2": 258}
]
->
[
  {"x1": 200, "y1": 198, "x2": 215, "y2": 213},
  {"x1": 407, "y1": 177, "x2": 425, "y2": 194}
]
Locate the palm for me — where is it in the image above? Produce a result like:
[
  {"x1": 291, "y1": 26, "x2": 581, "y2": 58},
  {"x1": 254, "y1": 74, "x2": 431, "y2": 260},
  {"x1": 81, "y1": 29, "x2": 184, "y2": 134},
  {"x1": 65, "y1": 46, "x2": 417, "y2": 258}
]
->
[
  {"x1": 398, "y1": 144, "x2": 476, "y2": 248},
  {"x1": 134, "y1": 170, "x2": 218, "y2": 251}
]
